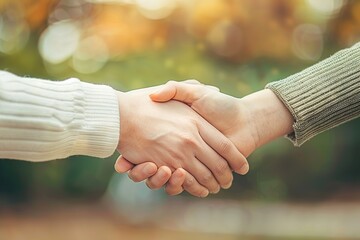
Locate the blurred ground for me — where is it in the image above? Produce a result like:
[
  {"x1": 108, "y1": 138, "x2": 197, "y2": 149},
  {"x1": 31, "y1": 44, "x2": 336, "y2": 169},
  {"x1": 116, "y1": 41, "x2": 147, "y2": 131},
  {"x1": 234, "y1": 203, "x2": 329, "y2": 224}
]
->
[{"x1": 1, "y1": 199, "x2": 360, "y2": 240}]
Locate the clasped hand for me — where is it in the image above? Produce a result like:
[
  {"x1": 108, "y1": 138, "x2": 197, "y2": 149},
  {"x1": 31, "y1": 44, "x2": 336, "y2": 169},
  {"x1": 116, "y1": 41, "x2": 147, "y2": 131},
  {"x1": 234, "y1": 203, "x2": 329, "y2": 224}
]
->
[{"x1": 115, "y1": 80, "x2": 255, "y2": 197}]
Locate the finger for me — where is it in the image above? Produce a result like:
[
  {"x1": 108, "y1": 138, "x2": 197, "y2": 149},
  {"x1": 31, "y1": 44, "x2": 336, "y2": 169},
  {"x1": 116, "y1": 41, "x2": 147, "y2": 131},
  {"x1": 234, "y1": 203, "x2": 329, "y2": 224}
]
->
[
  {"x1": 198, "y1": 120, "x2": 249, "y2": 175},
  {"x1": 165, "y1": 168, "x2": 186, "y2": 196},
  {"x1": 150, "y1": 81, "x2": 207, "y2": 104},
  {"x1": 184, "y1": 156, "x2": 220, "y2": 194},
  {"x1": 182, "y1": 172, "x2": 209, "y2": 198},
  {"x1": 114, "y1": 155, "x2": 135, "y2": 173},
  {"x1": 195, "y1": 143, "x2": 234, "y2": 189},
  {"x1": 146, "y1": 166, "x2": 172, "y2": 190},
  {"x1": 127, "y1": 162, "x2": 158, "y2": 182}
]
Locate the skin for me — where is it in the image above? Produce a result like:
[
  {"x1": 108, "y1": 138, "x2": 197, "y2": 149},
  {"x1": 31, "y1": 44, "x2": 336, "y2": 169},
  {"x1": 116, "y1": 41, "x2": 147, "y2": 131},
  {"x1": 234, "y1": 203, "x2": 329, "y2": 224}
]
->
[
  {"x1": 116, "y1": 86, "x2": 249, "y2": 197},
  {"x1": 115, "y1": 80, "x2": 294, "y2": 197}
]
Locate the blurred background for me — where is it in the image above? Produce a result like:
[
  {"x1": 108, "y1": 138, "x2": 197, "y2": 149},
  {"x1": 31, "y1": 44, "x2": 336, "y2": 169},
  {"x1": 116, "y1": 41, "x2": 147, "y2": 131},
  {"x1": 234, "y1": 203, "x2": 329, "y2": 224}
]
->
[{"x1": 0, "y1": 0, "x2": 359, "y2": 239}]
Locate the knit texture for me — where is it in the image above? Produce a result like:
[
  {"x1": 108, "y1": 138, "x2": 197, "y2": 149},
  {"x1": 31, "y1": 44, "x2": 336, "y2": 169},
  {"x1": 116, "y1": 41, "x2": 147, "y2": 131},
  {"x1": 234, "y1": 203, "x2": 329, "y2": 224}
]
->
[
  {"x1": 266, "y1": 42, "x2": 360, "y2": 146},
  {"x1": 0, "y1": 71, "x2": 119, "y2": 161}
]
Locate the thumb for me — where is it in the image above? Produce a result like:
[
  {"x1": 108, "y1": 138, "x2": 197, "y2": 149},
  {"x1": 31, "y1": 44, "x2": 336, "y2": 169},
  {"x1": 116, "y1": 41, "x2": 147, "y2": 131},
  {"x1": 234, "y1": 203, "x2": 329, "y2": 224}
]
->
[
  {"x1": 150, "y1": 80, "x2": 203, "y2": 104},
  {"x1": 149, "y1": 81, "x2": 177, "y2": 103}
]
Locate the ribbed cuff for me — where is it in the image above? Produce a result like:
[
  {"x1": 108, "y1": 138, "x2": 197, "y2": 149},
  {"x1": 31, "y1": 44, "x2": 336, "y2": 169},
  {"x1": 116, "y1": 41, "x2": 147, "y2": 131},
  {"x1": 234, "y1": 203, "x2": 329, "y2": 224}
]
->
[
  {"x1": 266, "y1": 42, "x2": 360, "y2": 146},
  {"x1": 0, "y1": 72, "x2": 120, "y2": 161},
  {"x1": 72, "y1": 81, "x2": 119, "y2": 158}
]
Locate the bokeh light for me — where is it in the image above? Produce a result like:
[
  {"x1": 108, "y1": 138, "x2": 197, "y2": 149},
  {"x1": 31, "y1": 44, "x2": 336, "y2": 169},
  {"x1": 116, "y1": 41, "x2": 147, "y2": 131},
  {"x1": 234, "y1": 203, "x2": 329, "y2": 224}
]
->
[
  {"x1": 292, "y1": 24, "x2": 323, "y2": 61},
  {"x1": 39, "y1": 20, "x2": 80, "y2": 64},
  {"x1": 135, "y1": 0, "x2": 177, "y2": 19},
  {"x1": 206, "y1": 20, "x2": 243, "y2": 58},
  {"x1": 307, "y1": 0, "x2": 346, "y2": 17},
  {"x1": 72, "y1": 36, "x2": 109, "y2": 74}
]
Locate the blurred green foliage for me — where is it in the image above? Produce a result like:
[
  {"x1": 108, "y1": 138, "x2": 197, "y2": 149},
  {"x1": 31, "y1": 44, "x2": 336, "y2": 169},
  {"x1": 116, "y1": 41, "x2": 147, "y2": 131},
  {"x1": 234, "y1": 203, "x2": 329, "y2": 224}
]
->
[{"x1": 0, "y1": 0, "x2": 359, "y2": 202}]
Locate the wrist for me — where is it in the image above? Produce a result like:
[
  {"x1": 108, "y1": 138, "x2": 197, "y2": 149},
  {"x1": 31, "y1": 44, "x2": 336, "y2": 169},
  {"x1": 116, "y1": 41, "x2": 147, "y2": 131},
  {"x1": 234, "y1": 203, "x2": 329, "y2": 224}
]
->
[
  {"x1": 240, "y1": 89, "x2": 294, "y2": 148},
  {"x1": 116, "y1": 91, "x2": 130, "y2": 149}
]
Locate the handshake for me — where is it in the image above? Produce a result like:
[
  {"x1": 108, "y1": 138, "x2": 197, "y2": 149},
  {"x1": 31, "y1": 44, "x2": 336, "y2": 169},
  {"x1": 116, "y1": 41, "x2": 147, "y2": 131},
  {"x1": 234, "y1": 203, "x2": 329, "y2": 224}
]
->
[
  {"x1": 1, "y1": 43, "x2": 355, "y2": 196},
  {"x1": 114, "y1": 80, "x2": 294, "y2": 197}
]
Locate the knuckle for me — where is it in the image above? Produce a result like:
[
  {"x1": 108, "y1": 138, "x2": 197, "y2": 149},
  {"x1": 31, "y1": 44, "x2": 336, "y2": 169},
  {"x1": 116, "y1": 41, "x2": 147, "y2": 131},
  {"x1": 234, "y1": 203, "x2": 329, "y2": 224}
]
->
[
  {"x1": 166, "y1": 80, "x2": 177, "y2": 87},
  {"x1": 184, "y1": 175, "x2": 195, "y2": 186},
  {"x1": 200, "y1": 172, "x2": 214, "y2": 185},
  {"x1": 167, "y1": 152, "x2": 184, "y2": 168},
  {"x1": 181, "y1": 135, "x2": 197, "y2": 148},
  {"x1": 189, "y1": 118, "x2": 199, "y2": 127},
  {"x1": 183, "y1": 176, "x2": 210, "y2": 197}
]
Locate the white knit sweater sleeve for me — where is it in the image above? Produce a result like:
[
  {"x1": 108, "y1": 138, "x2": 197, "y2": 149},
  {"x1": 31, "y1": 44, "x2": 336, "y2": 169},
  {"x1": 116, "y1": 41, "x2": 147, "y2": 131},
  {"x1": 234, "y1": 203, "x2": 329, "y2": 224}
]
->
[{"x1": 0, "y1": 71, "x2": 120, "y2": 162}]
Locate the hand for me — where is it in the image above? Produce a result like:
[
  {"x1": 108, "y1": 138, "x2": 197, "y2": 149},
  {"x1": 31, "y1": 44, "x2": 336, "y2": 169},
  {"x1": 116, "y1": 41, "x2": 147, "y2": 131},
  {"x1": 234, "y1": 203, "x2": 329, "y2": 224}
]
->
[
  {"x1": 150, "y1": 80, "x2": 257, "y2": 157},
  {"x1": 115, "y1": 86, "x2": 249, "y2": 196},
  {"x1": 115, "y1": 81, "x2": 253, "y2": 196},
  {"x1": 115, "y1": 159, "x2": 188, "y2": 196},
  {"x1": 117, "y1": 80, "x2": 294, "y2": 195}
]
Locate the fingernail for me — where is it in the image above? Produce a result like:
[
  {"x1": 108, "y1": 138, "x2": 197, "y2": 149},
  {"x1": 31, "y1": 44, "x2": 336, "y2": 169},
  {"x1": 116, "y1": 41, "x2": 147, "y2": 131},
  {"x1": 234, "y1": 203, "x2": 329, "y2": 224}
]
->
[
  {"x1": 210, "y1": 186, "x2": 221, "y2": 194},
  {"x1": 158, "y1": 167, "x2": 166, "y2": 177},
  {"x1": 149, "y1": 92, "x2": 159, "y2": 98},
  {"x1": 223, "y1": 182, "x2": 232, "y2": 189},
  {"x1": 114, "y1": 162, "x2": 125, "y2": 173},
  {"x1": 143, "y1": 164, "x2": 155, "y2": 175},
  {"x1": 239, "y1": 163, "x2": 249, "y2": 175},
  {"x1": 200, "y1": 190, "x2": 209, "y2": 198}
]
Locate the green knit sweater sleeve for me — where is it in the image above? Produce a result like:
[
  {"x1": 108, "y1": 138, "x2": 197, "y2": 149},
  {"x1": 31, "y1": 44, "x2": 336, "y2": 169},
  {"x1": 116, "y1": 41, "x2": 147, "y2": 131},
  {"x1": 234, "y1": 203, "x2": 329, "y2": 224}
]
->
[{"x1": 266, "y1": 42, "x2": 360, "y2": 146}]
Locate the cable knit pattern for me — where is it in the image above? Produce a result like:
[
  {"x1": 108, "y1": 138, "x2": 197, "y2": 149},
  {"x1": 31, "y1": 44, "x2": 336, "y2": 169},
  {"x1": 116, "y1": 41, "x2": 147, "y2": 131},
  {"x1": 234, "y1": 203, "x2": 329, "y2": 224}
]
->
[
  {"x1": 266, "y1": 42, "x2": 360, "y2": 146},
  {"x1": 0, "y1": 71, "x2": 119, "y2": 161}
]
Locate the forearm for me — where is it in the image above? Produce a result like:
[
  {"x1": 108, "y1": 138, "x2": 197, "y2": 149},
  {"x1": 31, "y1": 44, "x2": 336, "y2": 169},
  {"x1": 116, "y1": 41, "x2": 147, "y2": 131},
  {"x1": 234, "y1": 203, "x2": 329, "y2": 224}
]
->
[
  {"x1": 240, "y1": 89, "x2": 294, "y2": 148},
  {"x1": 0, "y1": 71, "x2": 119, "y2": 161},
  {"x1": 266, "y1": 42, "x2": 360, "y2": 146}
]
